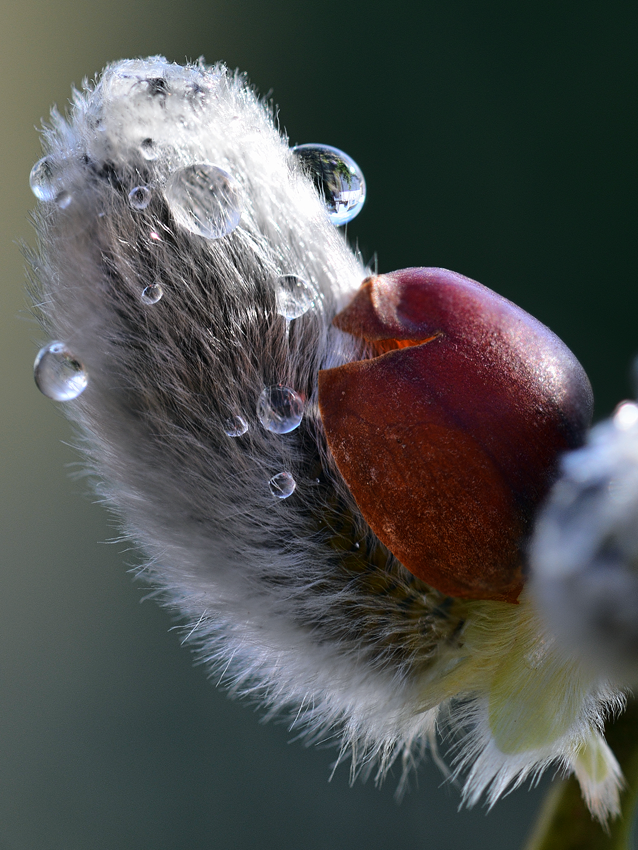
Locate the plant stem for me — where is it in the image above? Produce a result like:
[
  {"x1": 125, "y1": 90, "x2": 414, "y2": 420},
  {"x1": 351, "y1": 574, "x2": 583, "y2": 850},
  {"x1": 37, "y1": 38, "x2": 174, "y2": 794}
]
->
[{"x1": 524, "y1": 699, "x2": 638, "y2": 850}]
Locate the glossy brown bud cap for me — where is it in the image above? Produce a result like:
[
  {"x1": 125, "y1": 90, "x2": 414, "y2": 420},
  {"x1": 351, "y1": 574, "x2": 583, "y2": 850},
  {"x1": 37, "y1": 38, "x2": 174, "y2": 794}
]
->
[{"x1": 318, "y1": 268, "x2": 593, "y2": 603}]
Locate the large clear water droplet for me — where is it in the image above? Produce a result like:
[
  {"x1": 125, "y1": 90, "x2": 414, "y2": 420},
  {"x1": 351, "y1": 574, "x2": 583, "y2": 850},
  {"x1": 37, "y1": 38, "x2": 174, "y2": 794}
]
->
[
  {"x1": 129, "y1": 186, "x2": 152, "y2": 210},
  {"x1": 292, "y1": 143, "x2": 366, "y2": 225},
  {"x1": 29, "y1": 157, "x2": 58, "y2": 201},
  {"x1": 223, "y1": 414, "x2": 248, "y2": 437},
  {"x1": 34, "y1": 342, "x2": 88, "y2": 401},
  {"x1": 269, "y1": 471, "x2": 296, "y2": 499},
  {"x1": 164, "y1": 164, "x2": 242, "y2": 239},
  {"x1": 257, "y1": 386, "x2": 304, "y2": 434},
  {"x1": 275, "y1": 275, "x2": 316, "y2": 320},
  {"x1": 141, "y1": 283, "x2": 163, "y2": 305}
]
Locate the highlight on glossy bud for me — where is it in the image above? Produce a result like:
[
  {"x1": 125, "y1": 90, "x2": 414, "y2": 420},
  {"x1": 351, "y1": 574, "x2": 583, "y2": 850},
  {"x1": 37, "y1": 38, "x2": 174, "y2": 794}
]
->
[{"x1": 319, "y1": 267, "x2": 593, "y2": 602}]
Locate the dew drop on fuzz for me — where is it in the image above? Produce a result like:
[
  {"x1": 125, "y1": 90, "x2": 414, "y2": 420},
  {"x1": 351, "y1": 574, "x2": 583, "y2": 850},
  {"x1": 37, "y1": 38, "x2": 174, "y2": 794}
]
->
[
  {"x1": 257, "y1": 386, "x2": 304, "y2": 434},
  {"x1": 223, "y1": 414, "x2": 248, "y2": 437},
  {"x1": 292, "y1": 143, "x2": 366, "y2": 225},
  {"x1": 164, "y1": 163, "x2": 242, "y2": 239},
  {"x1": 129, "y1": 186, "x2": 152, "y2": 210},
  {"x1": 274, "y1": 275, "x2": 316, "y2": 320},
  {"x1": 141, "y1": 282, "x2": 163, "y2": 304},
  {"x1": 34, "y1": 342, "x2": 88, "y2": 401},
  {"x1": 269, "y1": 471, "x2": 296, "y2": 499}
]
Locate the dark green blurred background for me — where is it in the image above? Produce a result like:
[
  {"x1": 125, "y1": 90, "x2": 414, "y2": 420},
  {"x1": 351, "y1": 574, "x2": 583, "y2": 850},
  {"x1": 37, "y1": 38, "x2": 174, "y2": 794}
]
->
[{"x1": 1, "y1": 1, "x2": 636, "y2": 848}]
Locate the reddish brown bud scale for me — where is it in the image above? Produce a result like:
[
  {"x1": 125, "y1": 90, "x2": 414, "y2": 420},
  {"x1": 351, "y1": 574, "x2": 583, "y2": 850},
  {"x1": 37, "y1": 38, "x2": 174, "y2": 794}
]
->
[{"x1": 318, "y1": 268, "x2": 593, "y2": 603}]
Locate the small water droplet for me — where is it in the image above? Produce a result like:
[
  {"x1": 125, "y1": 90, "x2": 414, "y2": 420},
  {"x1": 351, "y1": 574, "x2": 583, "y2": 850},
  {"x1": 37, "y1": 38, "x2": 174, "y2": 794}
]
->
[
  {"x1": 149, "y1": 230, "x2": 162, "y2": 241},
  {"x1": 29, "y1": 157, "x2": 58, "y2": 201},
  {"x1": 129, "y1": 186, "x2": 152, "y2": 210},
  {"x1": 292, "y1": 143, "x2": 366, "y2": 225},
  {"x1": 257, "y1": 386, "x2": 304, "y2": 434},
  {"x1": 269, "y1": 471, "x2": 296, "y2": 499},
  {"x1": 223, "y1": 414, "x2": 248, "y2": 437},
  {"x1": 141, "y1": 283, "x2": 163, "y2": 305},
  {"x1": 614, "y1": 401, "x2": 638, "y2": 431},
  {"x1": 55, "y1": 190, "x2": 72, "y2": 209},
  {"x1": 164, "y1": 163, "x2": 242, "y2": 239},
  {"x1": 140, "y1": 138, "x2": 159, "y2": 161},
  {"x1": 275, "y1": 275, "x2": 316, "y2": 320},
  {"x1": 34, "y1": 341, "x2": 88, "y2": 401},
  {"x1": 354, "y1": 542, "x2": 360, "y2": 550}
]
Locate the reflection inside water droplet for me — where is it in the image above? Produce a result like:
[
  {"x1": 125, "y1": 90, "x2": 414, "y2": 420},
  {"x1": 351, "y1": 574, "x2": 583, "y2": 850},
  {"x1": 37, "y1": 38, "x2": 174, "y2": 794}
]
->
[
  {"x1": 141, "y1": 283, "x2": 163, "y2": 305},
  {"x1": 140, "y1": 138, "x2": 159, "y2": 161},
  {"x1": 34, "y1": 341, "x2": 88, "y2": 401},
  {"x1": 129, "y1": 186, "x2": 152, "y2": 210},
  {"x1": 223, "y1": 414, "x2": 248, "y2": 437},
  {"x1": 164, "y1": 163, "x2": 242, "y2": 239},
  {"x1": 269, "y1": 471, "x2": 296, "y2": 499},
  {"x1": 257, "y1": 386, "x2": 304, "y2": 434},
  {"x1": 29, "y1": 157, "x2": 57, "y2": 201},
  {"x1": 275, "y1": 275, "x2": 316, "y2": 320},
  {"x1": 292, "y1": 143, "x2": 366, "y2": 225}
]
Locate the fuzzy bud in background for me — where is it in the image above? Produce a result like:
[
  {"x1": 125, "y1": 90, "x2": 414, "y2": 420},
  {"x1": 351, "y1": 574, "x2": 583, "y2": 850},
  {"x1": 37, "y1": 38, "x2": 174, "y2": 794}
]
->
[
  {"x1": 27, "y1": 56, "x2": 625, "y2": 824},
  {"x1": 531, "y1": 398, "x2": 638, "y2": 686}
]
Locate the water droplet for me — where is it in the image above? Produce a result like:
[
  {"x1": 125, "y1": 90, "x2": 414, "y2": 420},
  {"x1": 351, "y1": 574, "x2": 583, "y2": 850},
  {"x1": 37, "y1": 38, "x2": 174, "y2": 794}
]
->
[
  {"x1": 140, "y1": 138, "x2": 159, "y2": 161},
  {"x1": 614, "y1": 401, "x2": 638, "y2": 431},
  {"x1": 257, "y1": 386, "x2": 304, "y2": 434},
  {"x1": 269, "y1": 471, "x2": 296, "y2": 499},
  {"x1": 29, "y1": 157, "x2": 57, "y2": 201},
  {"x1": 34, "y1": 341, "x2": 88, "y2": 401},
  {"x1": 223, "y1": 414, "x2": 248, "y2": 437},
  {"x1": 164, "y1": 163, "x2": 242, "y2": 239},
  {"x1": 292, "y1": 143, "x2": 366, "y2": 225},
  {"x1": 275, "y1": 275, "x2": 316, "y2": 320},
  {"x1": 55, "y1": 190, "x2": 72, "y2": 209},
  {"x1": 129, "y1": 186, "x2": 152, "y2": 210},
  {"x1": 141, "y1": 283, "x2": 163, "y2": 305}
]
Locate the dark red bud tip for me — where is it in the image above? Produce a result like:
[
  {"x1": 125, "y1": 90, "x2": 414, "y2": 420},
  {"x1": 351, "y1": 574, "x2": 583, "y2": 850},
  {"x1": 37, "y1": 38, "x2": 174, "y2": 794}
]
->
[{"x1": 319, "y1": 268, "x2": 593, "y2": 603}]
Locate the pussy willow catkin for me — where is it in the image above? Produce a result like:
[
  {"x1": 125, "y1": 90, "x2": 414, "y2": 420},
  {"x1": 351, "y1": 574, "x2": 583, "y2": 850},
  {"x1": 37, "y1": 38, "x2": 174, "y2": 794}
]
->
[{"x1": 28, "y1": 56, "x2": 625, "y2": 822}]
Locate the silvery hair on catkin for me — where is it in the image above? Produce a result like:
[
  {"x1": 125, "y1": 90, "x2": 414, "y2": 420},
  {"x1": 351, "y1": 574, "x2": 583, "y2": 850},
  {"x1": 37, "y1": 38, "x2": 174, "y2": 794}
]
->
[{"x1": 28, "y1": 56, "x2": 461, "y2": 786}]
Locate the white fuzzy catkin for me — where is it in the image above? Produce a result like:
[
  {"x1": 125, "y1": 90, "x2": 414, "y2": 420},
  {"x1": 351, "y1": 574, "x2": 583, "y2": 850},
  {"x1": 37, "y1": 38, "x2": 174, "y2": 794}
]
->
[
  {"x1": 28, "y1": 56, "x2": 625, "y2": 821},
  {"x1": 531, "y1": 399, "x2": 638, "y2": 686}
]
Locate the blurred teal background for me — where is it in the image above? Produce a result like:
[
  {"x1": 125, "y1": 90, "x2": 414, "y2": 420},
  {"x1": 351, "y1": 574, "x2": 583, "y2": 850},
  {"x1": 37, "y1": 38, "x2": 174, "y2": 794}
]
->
[{"x1": 1, "y1": 1, "x2": 636, "y2": 848}]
